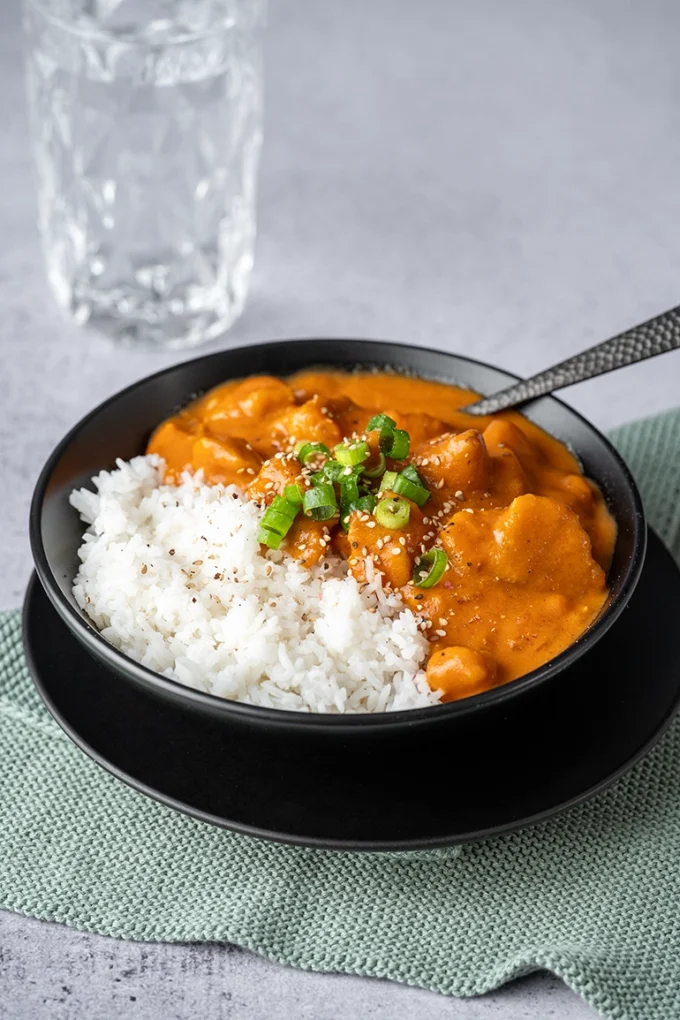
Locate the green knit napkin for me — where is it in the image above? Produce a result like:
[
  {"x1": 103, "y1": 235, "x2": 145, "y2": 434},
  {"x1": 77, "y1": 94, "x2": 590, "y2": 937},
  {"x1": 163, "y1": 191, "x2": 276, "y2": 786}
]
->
[{"x1": 2, "y1": 409, "x2": 680, "y2": 1020}]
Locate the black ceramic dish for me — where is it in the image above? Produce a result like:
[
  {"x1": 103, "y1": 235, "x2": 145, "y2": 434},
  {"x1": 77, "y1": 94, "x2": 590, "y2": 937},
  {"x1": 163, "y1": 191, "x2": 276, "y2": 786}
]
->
[
  {"x1": 26, "y1": 339, "x2": 657, "y2": 847},
  {"x1": 23, "y1": 530, "x2": 680, "y2": 848}
]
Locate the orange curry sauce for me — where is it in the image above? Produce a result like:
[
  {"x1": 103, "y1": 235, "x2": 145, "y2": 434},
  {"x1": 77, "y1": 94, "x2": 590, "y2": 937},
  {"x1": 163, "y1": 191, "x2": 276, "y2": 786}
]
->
[{"x1": 148, "y1": 371, "x2": 616, "y2": 702}]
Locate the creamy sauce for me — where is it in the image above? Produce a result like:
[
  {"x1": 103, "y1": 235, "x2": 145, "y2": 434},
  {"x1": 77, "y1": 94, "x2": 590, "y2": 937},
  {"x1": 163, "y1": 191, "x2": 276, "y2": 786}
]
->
[{"x1": 148, "y1": 371, "x2": 616, "y2": 702}]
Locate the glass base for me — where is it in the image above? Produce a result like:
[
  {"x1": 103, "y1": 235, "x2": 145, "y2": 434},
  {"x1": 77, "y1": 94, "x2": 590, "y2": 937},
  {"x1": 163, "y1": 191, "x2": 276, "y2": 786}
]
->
[{"x1": 47, "y1": 252, "x2": 254, "y2": 351}]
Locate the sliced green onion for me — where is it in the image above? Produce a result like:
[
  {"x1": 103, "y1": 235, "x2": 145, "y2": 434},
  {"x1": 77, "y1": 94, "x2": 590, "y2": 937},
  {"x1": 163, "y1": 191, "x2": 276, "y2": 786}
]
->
[
  {"x1": 379, "y1": 470, "x2": 399, "y2": 494},
  {"x1": 413, "y1": 548, "x2": 447, "y2": 588},
  {"x1": 297, "y1": 442, "x2": 331, "y2": 466},
  {"x1": 339, "y1": 475, "x2": 360, "y2": 531},
  {"x1": 302, "y1": 483, "x2": 337, "y2": 521},
  {"x1": 335, "y1": 440, "x2": 370, "y2": 467},
  {"x1": 375, "y1": 497, "x2": 410, "y2": 530},
  {"x1": 340, "y1": 491, "x2": 378, "y2": 530},
  {"x1": 268, "y1": 495, "x2": 299, "y2": 519},
  {"x1": 353, "y1": 494, "x2": 377, "y2": 514},
  {"x1": 257, "y1": 525, "x2": 284, "y2": 549},
  {"x1": 340, "y1": 475, "x2": 360, "y2": 504},
  {"x1": 382, "y1": 427, "x2": 410, "y2": 460},
  {"x1": 261, "y1": 509, "x2": 296, "y2": 533},
  {"x1": 363, "y1": 451, "x2": 386, "y2": 478},
  {"x1": 392, "y1": 474, "x2": 430, "y2": 508},
  {"x1": 283, "y1": 483, "x2": 303, "y2": 506},
  {"x1": 258, "y1": 494, "x2": 301, "y2": 547},
  {"x1": 401, "y1": 464, "x2": 423, "y2": 485},
  {"x1": 366, "y1": 413, "x2": 396, "y2": 433},
  {"x1": 366, "y1": 412, "x2": 409, "y2": 461},
  {"x1": 321, "y1": 460, "x2": 347, "y2": 483}
]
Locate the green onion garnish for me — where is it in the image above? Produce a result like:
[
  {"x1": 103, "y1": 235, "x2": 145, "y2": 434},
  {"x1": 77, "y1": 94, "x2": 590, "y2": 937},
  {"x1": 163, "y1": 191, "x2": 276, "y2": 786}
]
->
[
  {"x1": 321, "y1": 460, "x2": 347, "y2": 483},
  {"x1": 379, "y1": 470, "x2": 399, "y2": 494},
  {"x1": 268, "y1": 495, "x2": 299, "y2": 519},
  {"x1": 362, "y1": 451, "x2": 386, "y2": 478},
  {"x1": 283, "y1": 484, "x2": 303, "y2": 506},
  {"x1": 366, "y1": 413, "x2": 396, "y2": 432},
  {"x1": 391, "y1": 473, "x2": 429, "y2": 508},
  {"x1": 366, "y1": 413, "x2": 410, "y2": 461},
  {"x1": 335, "y1": 440, "x2": 370, "y2": 467},
  {"x1": 258, "y1": 494, "x2": 301, "y2": 548},
  {"x1": 375, "y1": 496, "x2": 411, "y2": 530},
  {"x1": 400, "y1": 464, "x2": 422, "y2": 485},
  {"x1": 260, "y1": 509, "x2": 295, "y2": 533},
  {"x1": 297, "y1": 442, "x2": 331, "y2": 466},
  {"x1": 257, "y1": 525, "x2": 285, "y2": 549},
  {"x1": 340, "y1": 491, "x2": 378, "y2": 530},
  {"x1": 412, "y1": 548, "x2": 447, "y2": 588},
  {"x1": 353, "y1": 493, "x2": 377, "y2": 514},
  {"x1": 339, "y1": 475, "x2": 360, "y2": 530},
  {"x1": 381, "y1": 427, "x2": 410, "y2": 460},
  {"x1": 302, "y1": 483, "x2": 338, "y2": 521},
  {"x1": 257, "y1": 494, "x2": 301, "y2": 548},
  {"x1": 340, "y1": 475, "x2": 360, "y2": 504}
]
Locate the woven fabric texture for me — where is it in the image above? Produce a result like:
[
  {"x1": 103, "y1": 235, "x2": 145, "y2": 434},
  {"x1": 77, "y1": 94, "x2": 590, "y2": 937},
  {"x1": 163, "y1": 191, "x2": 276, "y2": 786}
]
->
[{"x1": 2, "y1": 409, "x2": 680, "y2": 1020}]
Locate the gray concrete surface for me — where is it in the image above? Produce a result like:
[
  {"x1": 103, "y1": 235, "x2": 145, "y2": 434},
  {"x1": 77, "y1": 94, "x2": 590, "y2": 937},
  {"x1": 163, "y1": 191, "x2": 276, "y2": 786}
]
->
[{"x1": 3, "y1": 0, "x2": 680, "y2": 1016}]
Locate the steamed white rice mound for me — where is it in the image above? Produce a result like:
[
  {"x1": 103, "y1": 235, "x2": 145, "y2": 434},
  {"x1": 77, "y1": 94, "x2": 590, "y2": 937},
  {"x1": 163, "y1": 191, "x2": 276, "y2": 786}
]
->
[{"x1": 70, "y1": 455, "x2": 441, "y2": 713}]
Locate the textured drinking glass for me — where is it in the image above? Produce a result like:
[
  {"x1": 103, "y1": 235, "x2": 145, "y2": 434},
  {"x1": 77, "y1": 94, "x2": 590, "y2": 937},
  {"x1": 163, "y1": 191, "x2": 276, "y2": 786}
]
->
[{"x1": 23, "y1": 0, "x2": 264, "y2": 349}]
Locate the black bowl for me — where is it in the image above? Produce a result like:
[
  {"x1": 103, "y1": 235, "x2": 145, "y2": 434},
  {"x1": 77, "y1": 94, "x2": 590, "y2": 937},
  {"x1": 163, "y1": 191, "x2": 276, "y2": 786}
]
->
[{"x1": 30, "y1": 339, "x2": 646, "y2": 735}]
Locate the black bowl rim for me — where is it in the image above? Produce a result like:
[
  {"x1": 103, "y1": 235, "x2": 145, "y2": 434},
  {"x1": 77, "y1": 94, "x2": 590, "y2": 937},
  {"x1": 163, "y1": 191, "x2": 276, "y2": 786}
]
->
[{"x1": 30, "y1": 337, "x2": 647, "y2": 730}]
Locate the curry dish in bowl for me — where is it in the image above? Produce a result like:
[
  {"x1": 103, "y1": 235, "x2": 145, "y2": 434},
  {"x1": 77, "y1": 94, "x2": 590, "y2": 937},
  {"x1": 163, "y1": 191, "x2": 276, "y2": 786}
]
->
[{"x1": 116, "y1": 369, "x2": 616, "y2": 706}]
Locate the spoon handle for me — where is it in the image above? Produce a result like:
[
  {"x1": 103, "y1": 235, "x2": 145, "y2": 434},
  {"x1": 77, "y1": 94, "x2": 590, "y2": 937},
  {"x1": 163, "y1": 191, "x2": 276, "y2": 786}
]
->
[{"x1": 463, "y1": 304, "x2": 680, "y2": 416}]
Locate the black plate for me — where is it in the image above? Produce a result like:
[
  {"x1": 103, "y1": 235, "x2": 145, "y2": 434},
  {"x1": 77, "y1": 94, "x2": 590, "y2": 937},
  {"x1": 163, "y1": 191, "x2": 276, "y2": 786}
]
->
[{"x1": 23, "y1": 528, "x2": 680, "y2": 850}]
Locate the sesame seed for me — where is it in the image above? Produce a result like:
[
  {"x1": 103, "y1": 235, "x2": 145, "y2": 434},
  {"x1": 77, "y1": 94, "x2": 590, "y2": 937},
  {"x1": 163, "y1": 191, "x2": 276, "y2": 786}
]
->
[
  {"x1": 437, "y1": 479, "x2": 445, "y2": 489},
  {"x1": 141, "y1": 564, "x2": 147, "y2": 574},
  {"x1": 465, "y1": 508, "x2": 474, "y2": 514},
  {"x1": 439, "y1": 618, "x2": 447, "y2": 626},
  {"x1": 193, "y1": 560, "x2": 203, "y2": 566},
  {"x1": 435, "y1": 629, "x2": 447, "y2": 637},
  {"x1": 391, "y1": 548, "x2": 402, "y2": 556},
  {"x1": 367, "y1": 521, "x2": 376, "y2": 528},
  {"x1": 455, "y1": 490, "x2": 464, "y2": 500},
  {"x1": 399, "y1": 537, "x2": 406, "y2": 547}
]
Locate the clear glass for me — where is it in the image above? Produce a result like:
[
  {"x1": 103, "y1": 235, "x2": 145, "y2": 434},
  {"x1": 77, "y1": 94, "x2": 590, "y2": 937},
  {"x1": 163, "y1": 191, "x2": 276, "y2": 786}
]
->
[{"x1": 23, "y1": 0, "x2": 264, "y2": 350}]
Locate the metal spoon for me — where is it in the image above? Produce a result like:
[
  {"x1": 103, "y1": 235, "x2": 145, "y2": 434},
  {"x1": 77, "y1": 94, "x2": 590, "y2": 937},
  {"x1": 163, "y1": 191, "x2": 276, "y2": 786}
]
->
[{"x1": 461, "y1": 304, "x2": 680, "y2": 416}]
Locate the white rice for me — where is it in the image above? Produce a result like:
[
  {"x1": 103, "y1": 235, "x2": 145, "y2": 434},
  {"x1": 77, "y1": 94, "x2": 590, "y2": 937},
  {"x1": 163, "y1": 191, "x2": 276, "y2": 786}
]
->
[{"x1": 70, "y1": 455, "x2": 441, "y2": 713}]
